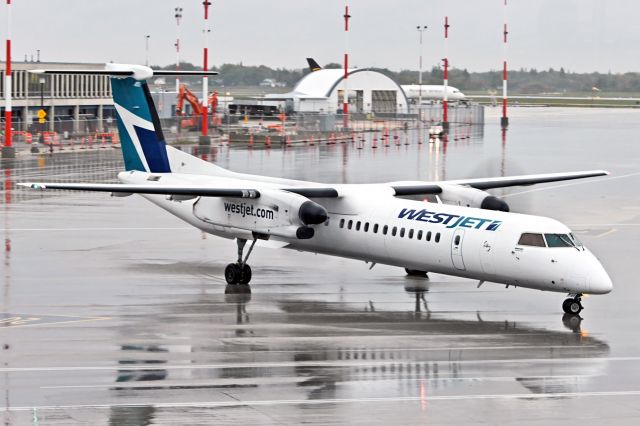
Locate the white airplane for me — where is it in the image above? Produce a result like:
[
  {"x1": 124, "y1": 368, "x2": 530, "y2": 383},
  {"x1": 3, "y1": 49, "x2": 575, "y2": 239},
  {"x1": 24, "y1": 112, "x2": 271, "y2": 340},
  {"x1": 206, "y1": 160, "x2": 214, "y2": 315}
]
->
[
  {"x1": 22, "y1": 64, "x2": 612, "y2": 315},
  {"x1": 401, "y1": 84, "x2": 466, "y2": 102}
]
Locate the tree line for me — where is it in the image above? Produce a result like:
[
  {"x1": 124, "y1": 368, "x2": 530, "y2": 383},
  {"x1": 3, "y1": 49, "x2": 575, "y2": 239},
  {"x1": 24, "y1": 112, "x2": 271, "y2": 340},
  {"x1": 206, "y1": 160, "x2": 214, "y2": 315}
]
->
[{"x1": 156, "y1": 62, "x2": 640, "y2": 94}]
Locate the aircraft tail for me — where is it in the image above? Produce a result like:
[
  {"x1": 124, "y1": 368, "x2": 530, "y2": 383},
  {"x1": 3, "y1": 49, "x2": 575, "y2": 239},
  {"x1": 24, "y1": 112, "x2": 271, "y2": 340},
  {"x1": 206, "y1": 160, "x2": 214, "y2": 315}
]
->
[
  {"x1": 111, "y1": 77, "x2": 171, "y2": 173},
  {"x1": 30, "y1": 64, "x2": 218, "y2": 174},
  {"x1": 306, "y1": 58, "x2": 322, "y2": 72}
]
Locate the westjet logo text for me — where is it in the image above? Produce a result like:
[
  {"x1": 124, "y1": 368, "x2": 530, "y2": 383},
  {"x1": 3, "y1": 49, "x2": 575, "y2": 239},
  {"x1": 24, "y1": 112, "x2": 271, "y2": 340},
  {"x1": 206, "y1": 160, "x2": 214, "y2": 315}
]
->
[
  {"x1": 398, "y1": 208, "x2": 502, "y2": 231},
  {"x1": 224, "y1": 202, "x2": 275, "y2": 220}
]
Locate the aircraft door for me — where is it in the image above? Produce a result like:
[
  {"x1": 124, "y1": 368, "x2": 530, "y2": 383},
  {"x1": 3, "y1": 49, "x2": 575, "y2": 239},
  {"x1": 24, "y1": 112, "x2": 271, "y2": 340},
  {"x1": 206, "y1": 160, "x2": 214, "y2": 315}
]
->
[{"x1": 451, "y1": 228, "x2": 466, "y2": 270}]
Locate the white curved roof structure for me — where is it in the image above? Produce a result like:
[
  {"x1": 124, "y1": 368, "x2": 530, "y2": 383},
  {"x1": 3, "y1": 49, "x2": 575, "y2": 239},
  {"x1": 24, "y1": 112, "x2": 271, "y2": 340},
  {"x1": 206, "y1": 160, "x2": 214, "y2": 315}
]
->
[{"x1": 267, "y1": 68, "x2": 409, "y2": 114}]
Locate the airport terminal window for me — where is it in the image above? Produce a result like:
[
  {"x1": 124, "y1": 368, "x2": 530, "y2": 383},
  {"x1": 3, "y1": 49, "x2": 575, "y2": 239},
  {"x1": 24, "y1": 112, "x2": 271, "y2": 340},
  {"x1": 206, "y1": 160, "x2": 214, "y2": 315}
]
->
[
  {"x1": 364, "y1": 222, "x2": 369, "y2": 232},
  {"x1": 400, "y1": 228, "x2": 405, "y2": 238},
  {"x1": 435, "y1": 233, "x2": 441, "y2": 243},
  {"x1": 545, "y1": 233, "x2": 575, "y2": 248},
  {"x1": 383, "y1": 225, "x2": 388, "y2": 235},
  {"x1": 356, "y1": 221, "x2": 361, "y2": 231},
  {"x1": 426, "y1": 231, "x2": 432, "y2": 241},
  {"x1": 348, "y1": 220, "x2": 353, "y2": 230},
  {"x1": 373, "y1": 224, "x2": 379, "y2": 233},
  {"x1": 340, "y1": 219, "x2": 345, "y2": 228},
  {"x1": 392, "y1": 226, "x2": 397, "y2": 236},
  {"x1": 417, "y1": 230, "x2": 423, "y2": 240},
  {"x1": 518, "y1": 233, "x2": 546, "y2": 247}
]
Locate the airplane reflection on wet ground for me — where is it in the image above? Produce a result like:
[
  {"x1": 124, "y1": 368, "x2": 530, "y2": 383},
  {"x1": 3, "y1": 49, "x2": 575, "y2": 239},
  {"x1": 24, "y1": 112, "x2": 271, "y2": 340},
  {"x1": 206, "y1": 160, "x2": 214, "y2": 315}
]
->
[{"x1": 2, "y1": 107, "x2": 640, "y2": 424}]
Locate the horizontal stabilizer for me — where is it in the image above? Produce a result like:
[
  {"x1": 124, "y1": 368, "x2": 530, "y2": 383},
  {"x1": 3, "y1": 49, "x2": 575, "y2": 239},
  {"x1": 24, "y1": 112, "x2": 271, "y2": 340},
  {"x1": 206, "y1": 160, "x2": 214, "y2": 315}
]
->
[
  {"x1": 19, "y1": 183, "x2": 260, "y2": 199},
  {"x1": 30, "y1": 63, "x2": 217, "y2": 81}
]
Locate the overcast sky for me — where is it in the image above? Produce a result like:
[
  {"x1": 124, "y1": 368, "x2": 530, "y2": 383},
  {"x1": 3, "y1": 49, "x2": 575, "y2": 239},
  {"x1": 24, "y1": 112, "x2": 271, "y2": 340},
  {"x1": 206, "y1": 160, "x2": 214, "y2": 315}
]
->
[{"x1": 1, "y1": 0, "x2": 637, "y2": 73}]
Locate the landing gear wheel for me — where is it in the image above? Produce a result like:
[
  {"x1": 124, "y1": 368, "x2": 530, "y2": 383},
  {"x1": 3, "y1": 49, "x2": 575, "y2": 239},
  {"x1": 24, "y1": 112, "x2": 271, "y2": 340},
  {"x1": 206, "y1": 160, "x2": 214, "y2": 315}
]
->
[
  {"x1": 225, "y1": 263, "x2": 241, "y2": 285},
  {"x1": 562, "y1": 298, "x2": 583, "y2": 315},
  {"x1": 405, "y1": 268, "x2": 428, "y2": 278},
  {"x1": 239, "y1": 264, "x2": 252, "y2": 285}
]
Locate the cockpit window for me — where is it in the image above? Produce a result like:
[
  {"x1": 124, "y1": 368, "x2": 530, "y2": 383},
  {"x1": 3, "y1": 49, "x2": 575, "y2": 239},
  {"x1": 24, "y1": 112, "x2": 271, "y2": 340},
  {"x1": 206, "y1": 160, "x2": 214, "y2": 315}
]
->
[
  {"x1": 544, "y1": 233, "x2": 575, "y2": 248},
  {"x1": 518, "y1": 233, "x2": 546, "y2": 247}
]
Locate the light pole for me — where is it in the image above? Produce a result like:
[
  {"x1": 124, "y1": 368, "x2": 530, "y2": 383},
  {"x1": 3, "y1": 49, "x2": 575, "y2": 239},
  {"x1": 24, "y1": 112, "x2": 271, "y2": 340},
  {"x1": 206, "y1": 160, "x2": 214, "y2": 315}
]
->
[
  {"x1": 174, "y1": 6, "x2": 183, "y2": 93},
  {"x1": 200, "y1": 0, "x2": 212, "y2": 145},
  {"x1": 145, "y1": 35, "x2": 150, "y2": 67},
  {"x1": 416, "y1": 25, "x2": 427, "y2": 118}
]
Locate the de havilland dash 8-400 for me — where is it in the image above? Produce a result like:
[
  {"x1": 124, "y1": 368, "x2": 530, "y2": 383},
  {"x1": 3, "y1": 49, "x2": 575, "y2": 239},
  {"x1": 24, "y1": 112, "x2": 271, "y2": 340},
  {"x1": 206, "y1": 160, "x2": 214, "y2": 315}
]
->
[{"x1": 21, "y1": 64, "x2": 613, "y2": 315}]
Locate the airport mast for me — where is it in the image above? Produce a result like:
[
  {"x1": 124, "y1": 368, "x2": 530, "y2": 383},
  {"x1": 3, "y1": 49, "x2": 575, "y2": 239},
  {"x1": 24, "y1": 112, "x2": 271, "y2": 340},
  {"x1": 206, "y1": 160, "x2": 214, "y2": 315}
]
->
[
  {"x1": 501, "y1": 0, "x2": 509, "y2": 128},
  {"x1": 442, "y1": 16, "x2": 449, "y2": 131},
  {"x1": 174, "y1": 6, "x2": 183, "y2": 93},
  {"x1": 2, "y1": 0, "x2": 14, "y2": 158},
  {"x1": 342, "y1": 1, "x2": 350, "y2": 130},
  {"x1": 417, "y1": 25, "x2": 427, "y2": 115},
  {"x1": 201, "y1": 0, "x2": 211, "y2": 142}
]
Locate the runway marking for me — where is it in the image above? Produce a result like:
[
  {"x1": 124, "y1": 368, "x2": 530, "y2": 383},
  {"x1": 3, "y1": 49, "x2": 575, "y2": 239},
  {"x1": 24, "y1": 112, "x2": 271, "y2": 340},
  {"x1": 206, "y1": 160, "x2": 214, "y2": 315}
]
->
[
  {"x1": 7, "y1": 390, "x2": 640, "y2": 411},
  {"x1": 38, "y1": 374, "x2": 598, "y2": 390},
  {"x1": 0, "y1": 227, "x2": 191, "y2": 232},
  {"x1": 0, "y1": 355, "x2": 621, "y2": 373},
  {"x1": 594, "y1": 228, "x2": 617, "y2": 238},
  {"x1": 0, "y1": 313, "x2": 110, "y2": 329}
]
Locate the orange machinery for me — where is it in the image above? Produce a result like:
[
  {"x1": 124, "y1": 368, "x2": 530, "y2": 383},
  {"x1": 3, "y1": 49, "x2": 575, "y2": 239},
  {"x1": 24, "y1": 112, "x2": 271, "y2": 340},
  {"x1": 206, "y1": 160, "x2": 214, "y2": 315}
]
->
[{"x1": 176, "y1": 84, "x2": 219, "y2": 130}]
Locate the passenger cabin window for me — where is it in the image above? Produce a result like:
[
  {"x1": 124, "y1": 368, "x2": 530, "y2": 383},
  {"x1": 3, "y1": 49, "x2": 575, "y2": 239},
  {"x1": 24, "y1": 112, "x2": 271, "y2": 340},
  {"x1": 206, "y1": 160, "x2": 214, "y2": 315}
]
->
[
  {"x1": 356, "y1": 221, "x2": 361, "y2": 231},
  {"x1": 518, "y1": 233, "x2": 546, "y2": 247},
  {"x1": 408, "y1": 229, "x2": 414, "y2": 239},
  {"x1": 435, "y1": 233, "x2": 440, "y2": 243},
  {"x1": 545, "y1": 233, "x2": 575, "y2": 248},
  {"x1": 373, "y1": 224, "x2": 379, "y2": 233},
  {"x1": 417, "y1": 230, "x2": 422, "y2": 240},
  {"x1": 348, "y1": 220, "x2": 353, "y2": 230},
  {"x1": 426, "y1": 231, "x2": 432, "y2": 242},
  {"x1": 340, "y1": 219, "x2": 345, "y2": 228},
  {"x1": 400, "y1": 228, "x2": 405, "y2": 238},
  {"x1": 383, "y1": 225, "x2": 388, "y2": 235},
  {"x1": 364, "y1": 223, "x2": 369, "y2": 232},
  {"x1": 392, "y1": 226, "x2": 397, "y2": 237},
  {"x1": 454, "y1": 235, "x2": 461, "y2": 245}
]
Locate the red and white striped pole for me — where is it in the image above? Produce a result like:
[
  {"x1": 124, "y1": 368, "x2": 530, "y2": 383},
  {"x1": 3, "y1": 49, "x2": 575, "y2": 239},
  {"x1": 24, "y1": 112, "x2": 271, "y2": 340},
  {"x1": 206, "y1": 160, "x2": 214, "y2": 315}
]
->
[
  {"x1": 174, "y1": 6, "x2": 183, "y2": 93},
  {"x1": 442, "y1": 16, "x2": 449, "y2": 131},
  {"x1": 501, "y1": 0, "x2": 509, "y2": 128},
  {"x1": 201, "y1": 1, "x2": 211, "y2": 140},
  {"x1": 342, "y1": 1, "x2": 350, "y2": 129},
  {"x1": 2, "y1": 0, "x2": 14, "y2": 158}
]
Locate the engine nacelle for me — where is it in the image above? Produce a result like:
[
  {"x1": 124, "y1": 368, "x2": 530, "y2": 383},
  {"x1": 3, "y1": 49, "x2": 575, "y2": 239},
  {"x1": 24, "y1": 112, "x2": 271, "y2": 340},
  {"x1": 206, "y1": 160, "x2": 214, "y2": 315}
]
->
[
  {"x1": 438, "y1": 184, "x2": 509, "y2": 212},
  {"x1": 192, "y1": 189, "x2": 328, "y2": 238}
]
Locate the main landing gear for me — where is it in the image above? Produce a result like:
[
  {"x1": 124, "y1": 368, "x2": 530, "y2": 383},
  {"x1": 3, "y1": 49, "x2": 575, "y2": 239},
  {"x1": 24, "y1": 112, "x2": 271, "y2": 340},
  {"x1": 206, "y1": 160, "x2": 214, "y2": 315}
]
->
[
  {"x1": 225, "y1": 238, "x2": 256, "y2": 285},
  {"x1": 562, "y1": 294, "x2": 583, "y2": 315}
]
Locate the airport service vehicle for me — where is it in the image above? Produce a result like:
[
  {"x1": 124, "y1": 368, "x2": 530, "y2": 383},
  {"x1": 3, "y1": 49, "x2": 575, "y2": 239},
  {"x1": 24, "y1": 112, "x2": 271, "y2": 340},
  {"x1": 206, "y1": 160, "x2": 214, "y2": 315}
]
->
[{"x1": 21, "y1": 64, "x2": 612, "y2": 315}]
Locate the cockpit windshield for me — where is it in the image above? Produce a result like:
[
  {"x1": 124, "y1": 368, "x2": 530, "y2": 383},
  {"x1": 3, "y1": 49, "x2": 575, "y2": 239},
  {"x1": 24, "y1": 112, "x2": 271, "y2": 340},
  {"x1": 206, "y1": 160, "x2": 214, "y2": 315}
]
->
[
  {"x1": 544, "y1": 233, "x2": 576, "y2": 248},
  {"x1": 518, "y1": 232, "x2": 581, "y2": 248}
]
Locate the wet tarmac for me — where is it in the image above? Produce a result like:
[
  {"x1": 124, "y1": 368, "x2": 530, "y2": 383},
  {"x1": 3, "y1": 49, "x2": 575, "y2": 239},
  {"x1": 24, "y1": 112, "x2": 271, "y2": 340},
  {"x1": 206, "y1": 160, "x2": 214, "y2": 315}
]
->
[{"x1": 2, "y1": 108, "x2": 640, "y2": 424}]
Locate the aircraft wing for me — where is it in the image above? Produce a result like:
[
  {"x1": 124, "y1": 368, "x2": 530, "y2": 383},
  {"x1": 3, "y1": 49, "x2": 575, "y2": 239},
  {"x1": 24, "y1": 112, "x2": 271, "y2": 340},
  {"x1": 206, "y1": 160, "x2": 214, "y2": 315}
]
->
[
  {"x1": 18, "y1": 182, "x2": 339, "y2": 199},
  {"x1": 389, "y1": 170, "x2": 609, "y2": 196}
]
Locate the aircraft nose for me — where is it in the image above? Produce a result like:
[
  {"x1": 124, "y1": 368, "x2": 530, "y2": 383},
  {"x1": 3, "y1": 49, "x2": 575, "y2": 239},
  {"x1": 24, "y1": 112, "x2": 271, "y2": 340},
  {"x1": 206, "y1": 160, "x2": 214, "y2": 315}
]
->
[{"x1": 589, "y1": 258, "x2": 613, "y2": 294}]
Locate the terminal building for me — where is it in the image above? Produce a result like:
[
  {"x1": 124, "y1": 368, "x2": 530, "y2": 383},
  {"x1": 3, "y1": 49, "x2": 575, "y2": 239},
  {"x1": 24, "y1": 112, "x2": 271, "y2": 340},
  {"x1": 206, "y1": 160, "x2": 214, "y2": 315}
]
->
[{"x1": 0, "y1": 61, "x2": 115, "y2": 134}]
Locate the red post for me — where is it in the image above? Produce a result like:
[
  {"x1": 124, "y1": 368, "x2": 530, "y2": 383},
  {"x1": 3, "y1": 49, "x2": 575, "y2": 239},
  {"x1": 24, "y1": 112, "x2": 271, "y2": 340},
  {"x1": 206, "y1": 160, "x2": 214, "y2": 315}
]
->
[
  {"x1": 343, "y1": 2, "x2": 351, "y2": 129},
  {"x1": 202, "y1": 1, "x2": 212, "y2": 139},
  {"x1": 501, "y1": 0, "x2": 509, "y2": 128},
  {"x1": 442, "y1": 16, "x2": 449, "y2": 131},
  {"x1": 3, "y1": 0, "x2": 13, "y2": 157}
]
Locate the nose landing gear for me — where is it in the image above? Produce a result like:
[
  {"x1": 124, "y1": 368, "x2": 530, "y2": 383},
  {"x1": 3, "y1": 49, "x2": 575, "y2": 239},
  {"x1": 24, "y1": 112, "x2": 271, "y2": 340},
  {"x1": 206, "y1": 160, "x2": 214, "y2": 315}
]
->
[
  {"x1": 225, "y1": 238, "x2": 256, "y2": 285},
  {"x1": 562, "y1": 294, "x2": 583, "y2": 315}
]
